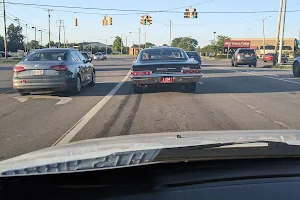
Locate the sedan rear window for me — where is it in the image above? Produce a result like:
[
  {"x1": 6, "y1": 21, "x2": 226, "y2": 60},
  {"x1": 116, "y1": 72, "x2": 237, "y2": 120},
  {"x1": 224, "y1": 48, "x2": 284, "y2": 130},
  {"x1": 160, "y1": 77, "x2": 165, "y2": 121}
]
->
[
  {"x1": 239, "y1": 49, "x2": 255, "y2": 54},
  {"x1": 140, "y1": 49, "x2": 186, "y2": 61},
  {"x1": 24, "y1": 51, "x2": 68, "y2": 61}
]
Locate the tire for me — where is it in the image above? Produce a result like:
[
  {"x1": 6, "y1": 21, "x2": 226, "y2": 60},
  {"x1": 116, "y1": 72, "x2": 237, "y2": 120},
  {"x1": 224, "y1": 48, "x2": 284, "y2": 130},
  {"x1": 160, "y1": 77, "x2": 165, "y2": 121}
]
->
[
  {"x1": 264, "y1": 61, "x2": 267, "y2": 62},
  {"x1": 185, "y1": 83, "x2": 196, "y2": 93},
  {"x1": 72, "y1": 76, "x2": 82, "y2": 94},
  {"x1": 88, "y1": 70, "x2": 96, "y2": 86},
  {"x1": 18, "y1": 90, "x2": 30, "y2": 96},
  {"x1": 231, "y1": 62, "x2": 234, "y2": 67},
  {"x1": 293, "y1": 62, "x2": 300, "y2": 77},
  {"x1": 253, "y1": 62, "x2": 257, "y2": 68},
  {"x1": 132, "y1": 84, "x2": 143, "y2": 94},
  {"x1": 234, "y1": 61, "x2": 238, "y2": 67},
  {"x1": 248, "y1": 65, "x2": 252, "y2": 67}
]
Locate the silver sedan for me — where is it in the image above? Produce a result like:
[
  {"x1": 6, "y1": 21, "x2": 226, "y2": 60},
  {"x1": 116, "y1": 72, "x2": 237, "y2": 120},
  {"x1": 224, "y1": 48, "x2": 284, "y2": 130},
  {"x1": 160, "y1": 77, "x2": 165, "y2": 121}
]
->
[{"x1": 13, "y1": 48, "x2": 96, "y2": 96}]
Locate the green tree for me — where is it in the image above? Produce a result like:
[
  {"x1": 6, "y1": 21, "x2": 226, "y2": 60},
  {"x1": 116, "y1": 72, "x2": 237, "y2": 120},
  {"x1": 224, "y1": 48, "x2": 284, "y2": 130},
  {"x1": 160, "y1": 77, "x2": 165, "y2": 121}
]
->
[
  {"x1": 28, "y1": 40, "x2": 39, "y2": 50},
  {"x1": 46, "y1": 41, "x2": 56, "y2": 48},
  {"x1": 0, "y1": 35, "x2": 4, "y2": 51},
  {"x1": 112, "y1": 36, "x2": 123, "y2": 53},
  {"x1": 171, "y1": 37, "x2": 198, "y2": 51},
  {"x1": 7, "y1": 23, "x2": 24, "y2": 52},
  {"x1": 215, "y1": 35, "x2": 231, "y2": 54}
]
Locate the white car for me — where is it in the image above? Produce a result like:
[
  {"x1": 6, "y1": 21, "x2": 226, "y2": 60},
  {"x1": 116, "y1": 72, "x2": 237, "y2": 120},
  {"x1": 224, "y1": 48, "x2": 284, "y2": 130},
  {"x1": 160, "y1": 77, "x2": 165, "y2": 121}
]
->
[{"x1": 93, "y1": 52, "x2": 104, "y2": 60}]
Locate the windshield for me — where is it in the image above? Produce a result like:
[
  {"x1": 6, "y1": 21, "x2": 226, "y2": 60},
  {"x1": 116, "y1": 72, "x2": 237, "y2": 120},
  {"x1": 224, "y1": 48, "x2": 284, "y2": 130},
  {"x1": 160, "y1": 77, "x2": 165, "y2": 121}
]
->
[
  {"x1": 1, "y1": 0, "x2": 300, "y2": 176},
  {"x1": 23, "y1": 51, "x2": 68, "y2": 61},
  {"x1": 140, "y1": 48, "x2": 187, "y2": 61}
]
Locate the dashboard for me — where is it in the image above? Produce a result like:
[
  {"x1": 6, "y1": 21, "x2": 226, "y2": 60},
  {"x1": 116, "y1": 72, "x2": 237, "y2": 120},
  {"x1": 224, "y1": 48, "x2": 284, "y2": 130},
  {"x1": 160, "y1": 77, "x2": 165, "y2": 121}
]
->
[{"x1": 1, "y1": 158, "x2": 300, "y2": 199}]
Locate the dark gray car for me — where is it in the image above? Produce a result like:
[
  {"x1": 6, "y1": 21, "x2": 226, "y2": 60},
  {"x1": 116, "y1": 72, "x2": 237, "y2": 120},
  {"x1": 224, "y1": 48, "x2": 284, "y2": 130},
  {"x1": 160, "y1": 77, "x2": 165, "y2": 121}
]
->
[
  {"x1": 13, "y1": 48, "x2": 96, "y2": 96},
  {"x1": 231, "y1": 48, "x2": 257, "y2": 67}
]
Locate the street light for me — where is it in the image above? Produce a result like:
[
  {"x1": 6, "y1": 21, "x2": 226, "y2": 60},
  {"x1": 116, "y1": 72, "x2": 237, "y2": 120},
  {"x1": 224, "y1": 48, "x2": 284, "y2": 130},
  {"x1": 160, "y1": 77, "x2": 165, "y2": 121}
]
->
[
  {"x1": 129, "y1": 30, "x2": 146, "y2": 49},
  {"x1": 32, "y1": 27, "x2": 37, "y2": 41},
  {"x1": 213, "y1": 32, "x2": 216, "y2": 42},
  {"x1": 38, "y1": 30, "x2": 42, "y2": 48},
  {"x1": 262, "y1": 16, "x2": 271, "y2": 56}
]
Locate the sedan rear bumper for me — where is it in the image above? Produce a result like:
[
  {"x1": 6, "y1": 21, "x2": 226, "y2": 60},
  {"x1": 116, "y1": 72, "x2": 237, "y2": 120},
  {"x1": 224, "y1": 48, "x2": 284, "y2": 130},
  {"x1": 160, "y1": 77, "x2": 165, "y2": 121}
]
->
[
  {"x1": 12, "y1": 77, "x2": 76, "y2": 91},
  {"x1": 130, "y1": 73, "x2": 203, "y2": 85}
]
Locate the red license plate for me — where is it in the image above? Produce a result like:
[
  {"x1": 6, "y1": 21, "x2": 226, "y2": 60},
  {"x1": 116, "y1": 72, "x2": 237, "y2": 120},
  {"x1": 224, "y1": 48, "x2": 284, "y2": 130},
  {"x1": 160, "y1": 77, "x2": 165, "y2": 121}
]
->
[{"x1": 160, "y1": 77, "x2": 173, "y2": 83}]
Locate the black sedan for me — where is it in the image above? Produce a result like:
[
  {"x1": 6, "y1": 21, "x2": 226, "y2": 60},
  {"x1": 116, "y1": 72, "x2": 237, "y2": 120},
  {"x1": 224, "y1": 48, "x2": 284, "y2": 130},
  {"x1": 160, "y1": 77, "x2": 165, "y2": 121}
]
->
[
  {"x1": 130, "y1": 47, "x2": 203, "y2": 93},
  {"x1": 12, "y1": 48, "x2": 96, "y2": 96}
]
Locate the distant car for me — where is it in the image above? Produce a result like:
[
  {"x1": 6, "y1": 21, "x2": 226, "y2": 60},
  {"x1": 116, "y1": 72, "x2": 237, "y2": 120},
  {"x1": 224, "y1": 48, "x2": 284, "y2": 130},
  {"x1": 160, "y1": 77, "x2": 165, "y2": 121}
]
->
[
  {"x1": 12, "y1": 48, "x2": 95, "y2": 96},
  {"x1": 100, "y1": 52, "x2": 107, "y2": 59},
  {"x1": 0, "y1": 51, "x2": 12, "y2": 57},
  {"x1": 263, "y1": 53, "x2": 288, "y2": 63},
  {"x1": 130, "y1": 47, "x2": 203, "y2": 93},
  {"x1": 186, "y1": 51, "x2": 201, "y2": 65},
  {"x1": 231, "y1": 48, "x2": 257, "y2": 67},
  {"x1": 81, "y1": 52, "x2": 92, "y2": 62},
  {"x1": 93, "y1": 52, "x2": 104, "y2": 60}
]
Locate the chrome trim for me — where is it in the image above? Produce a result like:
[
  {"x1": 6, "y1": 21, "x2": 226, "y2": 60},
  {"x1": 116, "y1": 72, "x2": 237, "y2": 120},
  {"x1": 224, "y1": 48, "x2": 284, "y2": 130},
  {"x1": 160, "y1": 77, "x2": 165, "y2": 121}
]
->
[{"x1": 130, "y1": 73, "x2": 203, "y2": 79}]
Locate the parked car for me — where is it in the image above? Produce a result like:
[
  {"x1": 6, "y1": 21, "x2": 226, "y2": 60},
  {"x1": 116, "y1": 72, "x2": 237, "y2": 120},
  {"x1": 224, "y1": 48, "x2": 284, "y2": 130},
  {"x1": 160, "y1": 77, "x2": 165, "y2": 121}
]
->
[
  {"x1": 186, "y1": 51, "x2": 201, "y2": 66},
  {"x1": 263, "y1": 53, "x2": 288, "y2": 63},
  {"x1": 12, "y1": 48, "x2": 95, "y2": 96},
  {"x1": 130, "y1": 47, "x2": 203, "y2": 93},
  {"x1": 100, "y1": 52, "x2": 107, "y2": 59},
  {"x1": 93, "y1": 52, "x2": 104, "y2": 60},
  {"x1": 0, "y1": 51, "x2": 12, "y2": 57},
  {"x1": 231, "y1": 48, "x2": 257, "y2": 67}
]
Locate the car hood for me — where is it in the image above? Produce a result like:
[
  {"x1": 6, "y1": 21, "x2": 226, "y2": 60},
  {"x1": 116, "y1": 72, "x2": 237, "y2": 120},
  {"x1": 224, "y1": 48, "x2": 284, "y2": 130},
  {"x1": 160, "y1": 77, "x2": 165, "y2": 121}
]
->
[{"x1": 1, "y1": 130, "x2": 300, "y2": 176}]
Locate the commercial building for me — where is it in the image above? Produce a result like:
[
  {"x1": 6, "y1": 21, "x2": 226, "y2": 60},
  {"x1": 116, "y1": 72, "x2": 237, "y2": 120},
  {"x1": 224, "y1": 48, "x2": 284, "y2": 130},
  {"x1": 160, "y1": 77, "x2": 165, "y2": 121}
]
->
[{"x1": 224, "y1": 38, "x2": 299, "y2": 58}]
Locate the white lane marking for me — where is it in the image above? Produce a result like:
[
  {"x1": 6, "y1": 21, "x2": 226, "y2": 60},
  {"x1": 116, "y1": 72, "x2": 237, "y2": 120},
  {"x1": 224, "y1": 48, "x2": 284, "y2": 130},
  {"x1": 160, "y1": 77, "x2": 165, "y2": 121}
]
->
[
  {"x1": 229, "y1": 94, "x2": 291, "y2": 129},
  {"x1": 52, "y1": 70, "x2": 131, "y2": 146},
  {"x1": 198, "y1": 82, "x2": 204, "y2": 84},
  {"x1": 243, "y1": 72, "x2": 300, "y2": 85},
  {"x1": 13, "y1": 95, "x2": 72, "y2": 105}
]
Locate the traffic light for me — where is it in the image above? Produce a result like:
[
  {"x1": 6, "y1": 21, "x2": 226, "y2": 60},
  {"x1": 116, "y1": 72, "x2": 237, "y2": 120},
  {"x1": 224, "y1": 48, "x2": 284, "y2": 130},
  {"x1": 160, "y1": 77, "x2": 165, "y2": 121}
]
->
[
  {"x1": 147, "y1": 15, "x2": 152, "y2": 25},
  {"x1": 74, "y1": 18, "x2": 78, "y2": 26},
  {"x1": 184, "y1": 8, "x2": 190, "y2": 18},
  {"x1": 108, "y1": 17, "x2": 112, "y2": 25},
  {"x1": 102, "y1": 16, "x2": 106, "y2": 26},
  {"x1": 192, "y1": 8, "x2": 198, "y2": 18},
  {"x1": 140, "y1": 15, "x2": 146, "y2": 25}
]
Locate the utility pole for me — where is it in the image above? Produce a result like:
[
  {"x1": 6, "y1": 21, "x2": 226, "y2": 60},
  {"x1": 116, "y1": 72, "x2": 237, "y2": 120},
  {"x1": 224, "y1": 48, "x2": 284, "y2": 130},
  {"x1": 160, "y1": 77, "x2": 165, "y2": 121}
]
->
[
  {"x1": 105, "y1": 38, "x2": 108, "y2": 54},
  {"x1": 63, "y1": 26, "x2": 66, "y2": 48},
  {"x1": 144, "y1": 32, "x2": 147, "y2": 48},
  {"x1": 169, "y1": 20, "x2": 172, "y2": 46},
  {"x1": 125, "y1": 36, "x2": 127, "y2": 54},
  {"x1": 278, "y1": 0, "x2": 287, "y2": 64},
  {"x1": 57, "y1": 20, "x2": 64, "y2": 48},
  {"x1": 90, "y1": 43, "x2": 92, "y2": 54},
  {"x1": 39, "y1": 30, "x2": 42, "y2": 48},
  {"x1": 25, "y1": 24, "x2": 28, "y2": 52},
  {"x1": 274, "y1": 0, "x2": 283, "y2": 64},
  {"x1": 138, "y1": 28, "x2": 141, "y2": 51},
  {"x1": 2, "y1": 0, "x2": 7, "y2": 59},
  {"x1": 121, "y1": 35, "x2": 123, "y2": 54},
  {"x1": 48, "y1": 9, "x2": 52, "y2": 48}
]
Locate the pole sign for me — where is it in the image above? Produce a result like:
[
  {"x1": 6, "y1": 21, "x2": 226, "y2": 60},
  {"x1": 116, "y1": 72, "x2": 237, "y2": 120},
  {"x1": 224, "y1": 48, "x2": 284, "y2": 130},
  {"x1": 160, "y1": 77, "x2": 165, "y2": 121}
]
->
[{"x1": 223, "y1": 40, "x2": 251, "y2": 54}]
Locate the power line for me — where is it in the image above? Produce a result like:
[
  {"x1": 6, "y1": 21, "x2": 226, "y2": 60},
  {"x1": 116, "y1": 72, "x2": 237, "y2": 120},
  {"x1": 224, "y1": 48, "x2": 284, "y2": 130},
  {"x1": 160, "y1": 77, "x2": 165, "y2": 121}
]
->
[
  {"x1": 162, "y1": 0, "x2": 215, "y2": 11},
  {"x1": 5, "y1": 1, "x2": 300, "y2": 14}
]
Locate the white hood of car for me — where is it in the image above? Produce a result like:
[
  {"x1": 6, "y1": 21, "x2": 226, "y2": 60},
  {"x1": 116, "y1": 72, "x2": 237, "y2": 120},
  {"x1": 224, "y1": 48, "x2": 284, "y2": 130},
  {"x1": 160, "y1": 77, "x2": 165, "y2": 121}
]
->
[{"x1": 1, "y1": 130, "x2": 300, "y2": 176}]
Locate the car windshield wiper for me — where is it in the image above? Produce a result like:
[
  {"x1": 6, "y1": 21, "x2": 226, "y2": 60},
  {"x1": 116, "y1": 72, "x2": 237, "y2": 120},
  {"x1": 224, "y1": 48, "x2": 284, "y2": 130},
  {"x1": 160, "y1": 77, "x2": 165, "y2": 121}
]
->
[{"x1": 155, "y1": 140, "x2": 300, "y2": 162}]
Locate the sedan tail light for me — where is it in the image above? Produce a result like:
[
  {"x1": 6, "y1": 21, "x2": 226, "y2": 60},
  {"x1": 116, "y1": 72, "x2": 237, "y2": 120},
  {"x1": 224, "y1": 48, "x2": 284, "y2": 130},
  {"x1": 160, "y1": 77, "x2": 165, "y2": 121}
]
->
[
  {"x1": 131, "y1": 71, "x2": 151, "y2": 76},
  {"x1": 183, "y1": 69, "x2": 201, "y2": 74},
  {"x1": 13, "y1": 66, "x2": 25, "y2": 72},
  {"x1": 50, "y1": 65, "x2": 68, "y2": 71},
  {"x1": 237, "y1": 53, "x2": 241, "y2": 59}
]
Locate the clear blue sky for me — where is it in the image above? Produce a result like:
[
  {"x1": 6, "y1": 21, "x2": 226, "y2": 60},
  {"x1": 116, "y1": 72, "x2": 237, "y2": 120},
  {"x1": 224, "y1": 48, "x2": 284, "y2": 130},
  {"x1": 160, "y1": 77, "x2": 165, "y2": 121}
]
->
[{"x1": 1, "y1": 0, "x2": 300, "y2": 47}]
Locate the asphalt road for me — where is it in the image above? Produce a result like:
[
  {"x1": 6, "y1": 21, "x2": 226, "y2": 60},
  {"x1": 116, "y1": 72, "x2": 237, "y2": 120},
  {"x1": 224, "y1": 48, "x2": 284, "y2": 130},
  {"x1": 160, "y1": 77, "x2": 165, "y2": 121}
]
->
[{"x1": 0, "y1": 57, "x2": 300, "y2": 160}]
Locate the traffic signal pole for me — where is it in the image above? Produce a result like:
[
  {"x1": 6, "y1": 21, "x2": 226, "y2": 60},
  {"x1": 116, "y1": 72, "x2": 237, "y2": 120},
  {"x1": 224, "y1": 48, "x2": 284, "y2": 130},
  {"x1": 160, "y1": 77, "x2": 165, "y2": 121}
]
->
[
  {"x1": 169, "y1": 20, "x2": 172, "y2": 46},
  {"x1": 2, "y1": 0, "x2": 7, "y2": 59},
  {"x1": 278, "y1": 0, "x2": 287, "y2": 65}
]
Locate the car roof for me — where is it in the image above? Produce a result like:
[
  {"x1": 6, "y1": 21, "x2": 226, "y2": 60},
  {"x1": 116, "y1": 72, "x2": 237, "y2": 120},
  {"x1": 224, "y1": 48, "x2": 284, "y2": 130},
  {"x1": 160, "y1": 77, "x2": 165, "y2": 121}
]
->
[
  {"x1": 31, "y1": 48, "x2": 72, "y2": 52},
  {"x1": 142, "y1": 47, "x2": 183, "y2": 51}
]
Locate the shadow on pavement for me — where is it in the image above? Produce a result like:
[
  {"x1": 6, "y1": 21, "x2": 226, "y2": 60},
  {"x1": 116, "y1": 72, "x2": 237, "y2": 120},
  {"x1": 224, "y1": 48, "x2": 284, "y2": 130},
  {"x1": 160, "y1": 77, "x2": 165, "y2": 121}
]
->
[
  {"x1": 95, "y1": 67, "x2": 130, "y2": 72},
  {"x1": 0, "y1": 67, "x2": 12, "y2": 71}
]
